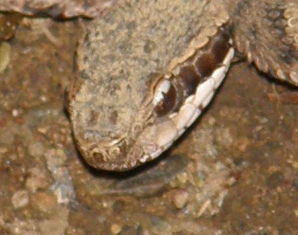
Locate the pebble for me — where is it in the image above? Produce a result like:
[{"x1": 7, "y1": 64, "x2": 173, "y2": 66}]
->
[
  {"x1": 172, "y1": 189, "x2": 189, "y2": 209},
  {"x1": 111, "y1": 223, "x2": 122, "y2": 234},
  {"x1": 176, "y1": 172, "x2": 188, "y2": 184},
  {"x1": 0, "y1": 41, "x2": 10, "y2": 74},
  {"x1": 11, "y1": 190, "x2": 29, "y2": 209}
]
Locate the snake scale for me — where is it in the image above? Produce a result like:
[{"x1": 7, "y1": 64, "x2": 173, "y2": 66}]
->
[{"x1": 1, "y1": 0, "x2": 298, "y2": 171}]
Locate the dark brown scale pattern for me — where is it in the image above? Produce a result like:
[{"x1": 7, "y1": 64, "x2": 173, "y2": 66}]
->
[
  {"x1": 211, "y1": 33, "x2": 230, "y2": 63},
  {"x1": 178, "y1": 66, "x2": 201, "y2": 95},
  {"x1": 170, "y1": 77, "x2": 187, "y2": 113},
  {"x1": 153, "y1": 28, "x2": 232, "y2": 118},
  {"x1": 195, "y1": 53, "x2": 217, "y2": 77}
]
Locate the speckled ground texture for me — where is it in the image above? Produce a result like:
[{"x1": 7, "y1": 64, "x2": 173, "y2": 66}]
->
[{"x1": 0, "y1": 5, "x2": 298, "y2": 235}]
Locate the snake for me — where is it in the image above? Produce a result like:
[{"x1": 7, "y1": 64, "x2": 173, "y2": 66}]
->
[{"x1": 1, "y1": 0, "x2": 298, "y2": 171}]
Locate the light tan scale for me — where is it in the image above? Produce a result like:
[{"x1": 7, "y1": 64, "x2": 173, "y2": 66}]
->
[{"x1": 67, "y1": 0, "x2": 298, "y2": 171}]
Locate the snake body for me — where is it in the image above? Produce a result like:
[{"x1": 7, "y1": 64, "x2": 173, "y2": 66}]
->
[{"x1": 1, "y1": 0, "x2": 297, "y2": 171}]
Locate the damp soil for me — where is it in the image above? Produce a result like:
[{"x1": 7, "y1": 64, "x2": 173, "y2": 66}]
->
[{"x1": 0, "y1": 13, "x2": 297, "y2": 235}]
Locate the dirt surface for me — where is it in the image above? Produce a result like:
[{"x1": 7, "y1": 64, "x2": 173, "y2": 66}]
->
[{"x1": 0, "y1": 14, "x2": 297, "y2": 235}]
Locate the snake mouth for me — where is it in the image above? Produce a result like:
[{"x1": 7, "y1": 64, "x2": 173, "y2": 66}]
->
[
  {"x1": 81, "y1": 134, "x2": 167, "y2": 172},
  {"x1": 76, "y1": 111, "x2": 173, "y2": 172}
]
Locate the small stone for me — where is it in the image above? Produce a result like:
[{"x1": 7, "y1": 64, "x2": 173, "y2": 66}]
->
[
  {"x1": 0, "y1": 41, "x2": 10, "y2": 74},
  {"x1": 295, "y1": 209, "x2": 298, "y2": 218},
  {"x1": 208, "y1": 116, "x2": 216, "y2": 125},
  {"x1": 11, "y1": 190, "x2": 29, "y2": 209},
  {"x1": 176, "y1": 172, "x2": 188, "y2": 184},
  {"x1": 111, "y1": 223, "x2": 122, "y2": 234},
  {"x1": 172, "y1": 189, "x2": 189, "y2": 209}
]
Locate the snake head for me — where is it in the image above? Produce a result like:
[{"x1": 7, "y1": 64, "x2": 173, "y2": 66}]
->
[{"x1": 68, "y1": 0, "x2": 233, "y2": 171}]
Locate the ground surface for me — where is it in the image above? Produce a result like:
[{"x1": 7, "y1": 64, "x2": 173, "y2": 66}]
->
[{"x1": 0, "y1": 15, "x2": 297, "y2": 235}]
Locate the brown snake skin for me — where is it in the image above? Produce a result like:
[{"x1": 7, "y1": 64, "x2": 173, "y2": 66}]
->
[{"x1": 1, "y1": 0, "x2": 297, "y2": 171}]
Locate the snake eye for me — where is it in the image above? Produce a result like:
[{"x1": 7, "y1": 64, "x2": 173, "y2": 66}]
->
[{"x1": 153, "y1": 79, "x2": 177, "y2": 116}]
